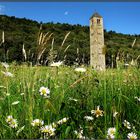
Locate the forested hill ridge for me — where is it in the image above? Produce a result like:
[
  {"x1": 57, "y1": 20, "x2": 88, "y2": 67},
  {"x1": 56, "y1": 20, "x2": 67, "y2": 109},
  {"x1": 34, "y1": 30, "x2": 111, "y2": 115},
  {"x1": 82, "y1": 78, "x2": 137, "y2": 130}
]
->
[{"x1": 0, "y1": 15, "x2": 140, "y2": 67}]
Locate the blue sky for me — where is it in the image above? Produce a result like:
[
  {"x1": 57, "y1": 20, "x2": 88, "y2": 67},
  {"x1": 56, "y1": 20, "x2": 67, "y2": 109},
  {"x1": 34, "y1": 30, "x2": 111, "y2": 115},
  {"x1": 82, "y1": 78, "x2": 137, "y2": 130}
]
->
[{"x1": 0, "y1": 2, "x2": 140, "y2": 35}]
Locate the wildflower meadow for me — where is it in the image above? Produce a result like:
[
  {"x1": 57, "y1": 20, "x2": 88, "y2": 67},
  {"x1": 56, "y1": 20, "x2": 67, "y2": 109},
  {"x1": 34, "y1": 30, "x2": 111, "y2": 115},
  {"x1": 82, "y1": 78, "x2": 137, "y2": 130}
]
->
[{"x1": 0, "y1": 62, "x2": 140, "y2": 139}]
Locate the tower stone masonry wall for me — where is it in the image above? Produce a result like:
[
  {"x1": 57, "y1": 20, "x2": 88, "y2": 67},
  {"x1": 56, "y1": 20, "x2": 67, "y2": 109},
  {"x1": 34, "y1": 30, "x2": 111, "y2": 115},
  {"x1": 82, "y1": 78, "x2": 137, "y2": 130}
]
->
[{"x1": 90, "y1": 13, "x2": 106, "y2": 70}]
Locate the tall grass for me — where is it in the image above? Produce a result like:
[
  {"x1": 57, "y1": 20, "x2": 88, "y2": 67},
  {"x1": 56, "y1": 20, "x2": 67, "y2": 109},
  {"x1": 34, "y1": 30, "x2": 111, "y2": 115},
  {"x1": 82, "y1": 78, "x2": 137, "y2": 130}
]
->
[{"x1": 0, "y1": 64, "x2": 140, "y2": 139}]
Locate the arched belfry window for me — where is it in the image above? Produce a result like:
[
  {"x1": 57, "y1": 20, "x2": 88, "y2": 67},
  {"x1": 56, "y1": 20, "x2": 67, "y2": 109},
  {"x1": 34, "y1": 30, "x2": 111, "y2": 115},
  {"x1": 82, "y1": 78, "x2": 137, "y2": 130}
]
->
[{"x1": 97, "y1": 19, "x2": 100, "y2": 24}]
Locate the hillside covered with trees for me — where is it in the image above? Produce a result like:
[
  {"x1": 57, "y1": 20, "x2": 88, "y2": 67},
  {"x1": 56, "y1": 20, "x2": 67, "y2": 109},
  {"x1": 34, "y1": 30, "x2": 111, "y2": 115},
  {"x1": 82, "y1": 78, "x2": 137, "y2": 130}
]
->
[{"x1": 0, "y1": 15, "x2": 140, "y2": 67}]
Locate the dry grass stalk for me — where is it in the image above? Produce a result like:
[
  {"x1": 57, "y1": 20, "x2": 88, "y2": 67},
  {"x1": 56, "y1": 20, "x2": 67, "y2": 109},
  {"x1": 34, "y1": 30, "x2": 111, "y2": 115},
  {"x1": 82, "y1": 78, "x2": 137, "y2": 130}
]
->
[
  {"x1": 69, "y1": 75, "x2": 88, "y2": 88},
  {"x1": 42, "y1": 33, "x2": 53, "y2": 46},
  {"x1": 2, "y1": 31, "x2": 5, "y2": 44},
  {"x1": 51, "y1": 38, "x2": 54, "y2": 51},
  {"x1": 61, "y1": 31, "x2": 71, "y2": 48},
  {"x1": 136, "y1": 55, "x2": 140, "y2": 61},
  {"x1": 37, "y1": 48, "x2": 46, "y2": 62},
  {"x1": 47, "y1": 38, "x2": 57, "y2": 64},
  {"x1": 36, "y1": 27, "x2": 53, "y2": 64},
  {"x1": 0, "y1": 31, "x2": 5, "y2": 46},
  {"x1": 22, "y1": 44, "x2": 27, "y2": 61},
  {"x1": 64, "y1": 45, "x2": 70, "y2": 53},
  {"x1": 132, "y1": 38, "x2": 136, "y2": 48},
  {"x1": 38, "y1": 32, "x2": 43, "y2": 45}
]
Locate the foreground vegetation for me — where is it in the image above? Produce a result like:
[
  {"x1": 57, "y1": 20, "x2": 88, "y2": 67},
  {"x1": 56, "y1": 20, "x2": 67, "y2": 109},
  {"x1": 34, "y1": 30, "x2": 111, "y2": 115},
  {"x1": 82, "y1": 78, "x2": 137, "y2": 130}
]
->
[{"x1": 0, "y1": 63, "x2": 140, "y2": 139}]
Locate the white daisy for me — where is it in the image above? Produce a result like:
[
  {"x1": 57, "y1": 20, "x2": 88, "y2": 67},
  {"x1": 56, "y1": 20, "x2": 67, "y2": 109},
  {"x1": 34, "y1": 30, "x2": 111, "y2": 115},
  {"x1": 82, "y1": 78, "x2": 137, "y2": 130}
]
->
[
  {"x1": 57, "y1": 117, "x2": 69, "y2": 125},
  {"x1": 127, "y1": 132, "x2": 137, "y2": 140},
  {"x1": 50, "y1": 61, "x2": 63, "y2": 67},
  {"x1": 40, "y1": 125, "x2": 56, "y2": 138},
  {"x1": 84, "y1": 116, "x2": 94, "y2": 121},
  {"x1": 12, "y1": 101, "x2": 20, "y2": 105},
  {"x1": 91, "y1": 106, "x2": 104, "y2": 118},
  {"x1": 107, "y1": 127, "x2": 116, "y2": 139},
  {"x1": 74, "y1": 129, "x2": 86, "y2": 139},
  {"x1": 75, "y1": 67, "x2": 86, "y2": 73},
  {"x1": 6, "y1": 115, "x2": 18, "y2": 128},
  {"x1": 39, "y1": 86, "x2": 50, "y2": 98},
  {"x1": 107, "y1": 127, "x2": 116, "y2": 136},
  {"x1": 6, "y1": 115, "x2": 13, "y2": 123},
  {"x1": 31, "y1": 119, "x2": 44, "y2": 127},
  {"x1": 123, "y1": 120, "x2": 131, "y2": 129},
  {"x1": 9, "y1": 119, "x2": 18, "y2": 128}
]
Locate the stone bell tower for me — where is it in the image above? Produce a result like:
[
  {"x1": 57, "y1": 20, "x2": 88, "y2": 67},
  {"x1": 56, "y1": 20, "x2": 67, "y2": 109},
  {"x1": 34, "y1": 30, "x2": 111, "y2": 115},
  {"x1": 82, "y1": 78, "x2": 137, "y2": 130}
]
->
[{"x1": 90, "y1": 12, "x2": 105, "y2": 70}]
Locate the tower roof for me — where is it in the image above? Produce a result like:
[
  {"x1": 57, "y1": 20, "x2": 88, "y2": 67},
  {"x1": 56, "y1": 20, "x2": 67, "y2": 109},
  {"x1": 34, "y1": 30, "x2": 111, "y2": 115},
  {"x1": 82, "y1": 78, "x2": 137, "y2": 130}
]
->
[{"x1": 90, "y1": 12, "x2": 102, "y2": 19}]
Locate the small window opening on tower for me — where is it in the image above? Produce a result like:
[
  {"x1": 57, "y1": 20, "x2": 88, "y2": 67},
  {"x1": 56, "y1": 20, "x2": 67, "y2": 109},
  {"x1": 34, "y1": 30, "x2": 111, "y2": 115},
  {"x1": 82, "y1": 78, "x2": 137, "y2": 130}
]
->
[
  {"x1": 92, "y1": 19, "x2": 94, "y2": 25},
  {"x1": 97, "y1": 19, "x2": 100, "y2": 24}
]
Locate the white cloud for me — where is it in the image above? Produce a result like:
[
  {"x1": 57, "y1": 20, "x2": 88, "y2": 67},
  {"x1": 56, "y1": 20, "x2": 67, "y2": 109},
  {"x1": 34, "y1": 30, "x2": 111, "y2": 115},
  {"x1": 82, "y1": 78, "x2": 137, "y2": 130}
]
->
[
  {"x1": 64, "y1": 11, "x2": 68, "y2": 16},
  {"x1": 0, "y1": 5, "x2": 5, "y2": 15}
]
